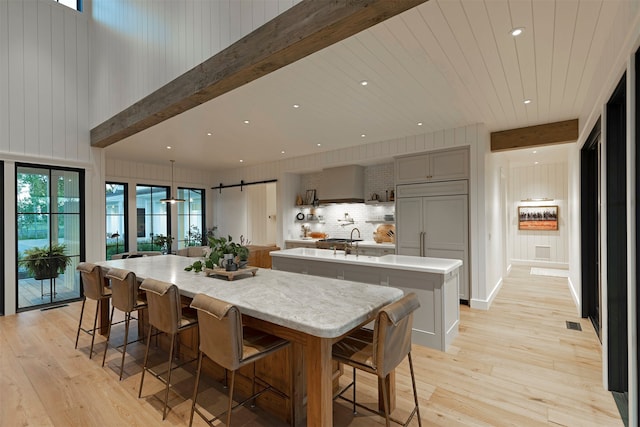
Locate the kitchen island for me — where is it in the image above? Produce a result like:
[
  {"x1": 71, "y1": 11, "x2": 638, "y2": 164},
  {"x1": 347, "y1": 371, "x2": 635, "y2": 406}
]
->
[
  {"x1": 271, "y1": 247, "x2": 461, "y2": 351},
  {"x1": 96, "y1": 255, "x2": 402, "y2": 426}
]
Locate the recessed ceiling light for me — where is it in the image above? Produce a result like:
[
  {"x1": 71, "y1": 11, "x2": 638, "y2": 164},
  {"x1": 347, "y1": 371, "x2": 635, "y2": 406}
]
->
[
  {"x1": 281, "y1": 150, "x2": 285, "y2": 154},
  {"x1": 317, "y1": 143, "x2": 322, "y2": 147},
  {"x1": 533, "y1": 150, "x2": 537, "y2": 154},
  {"x1": 293, "y1": 104, "x2": 300, "y2": 109},
  {"x1": 166, "y1": 146, "x2": 172, "y2": 150},
  {"x1": 361, "y1": 134, "x2": 366, "y2": 138},
  {"x1": 523, "y1": 99, "x2": 532, "y2": 104},
  {"x1": 207, "y1": 132, "x2": 212, "y2": 136},
  {"x1": 534, "y1": 161, "x2": 539, "y2": 165},
  {"x1": 417, "y1": 122, "x2": 423, "y2": 126},
  {"x1": 239, "y1": 159, "x2": 244, "y2": 163},
  {"x1": 243, "y1": 120, "x2": 250, "y2": 124},
  {"x1": 360, "y1": 80, "x2": 368, "y2": 86},
  {"x1": 510, "y1": 27, "x2": 524, "y2": 37}
]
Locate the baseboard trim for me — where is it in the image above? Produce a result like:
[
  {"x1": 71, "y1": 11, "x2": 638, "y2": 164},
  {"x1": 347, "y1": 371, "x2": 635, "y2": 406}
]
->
[
  {"x1": 470, "y1": 277, "x2": 503, "y2": 310},
  {"x1": 510, "y1": 259, "x2": 569, "y2": 269}
]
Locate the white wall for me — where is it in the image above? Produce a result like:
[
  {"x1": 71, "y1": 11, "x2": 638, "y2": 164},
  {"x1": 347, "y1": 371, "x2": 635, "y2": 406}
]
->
[
  {"x1": 508, "y1": 162, "x2": 569, "y2": 268},
  {"x1": 483, "y1": 151, "x2": 509, "y2": 309},
  {"x1": 88, "y1": 0, "x2": 300, "y2": 127},
  {"x1": 0, "y1": 0, "x2": 103, "y2": 316},
  {"x1": 567, "y1": 143, "x2": 582, "y2": 312}
]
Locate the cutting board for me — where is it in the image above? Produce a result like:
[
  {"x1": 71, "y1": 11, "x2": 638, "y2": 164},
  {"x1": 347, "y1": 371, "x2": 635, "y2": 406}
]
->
[{"x1": 374, "y1": 224, "x2": 395, "y2": 243}]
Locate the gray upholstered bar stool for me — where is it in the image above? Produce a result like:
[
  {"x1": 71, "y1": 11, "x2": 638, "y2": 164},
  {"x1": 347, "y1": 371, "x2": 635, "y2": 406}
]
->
[
  {"x1": 188, "y1": 293, "x2": 291, "y2": 427},
  {"x1": 75, "y1": 262, "x2": 112, "y2": 359},
  {"x1": 101, "y1": 268, "x2": 148, "y2": 380},
  {"x1": 138, "y1": 278, "x2": 198, "y2": 420},
  {"x1": 332, "y1": 293, "x2": 422, "y2": 427}
]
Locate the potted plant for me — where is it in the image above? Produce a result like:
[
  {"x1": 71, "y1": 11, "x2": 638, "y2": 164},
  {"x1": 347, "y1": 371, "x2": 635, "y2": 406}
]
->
[
  {"x1": 20, "y1": 243, "x2": 72, "y2": 280},
  {"x1": 153, "y1": 234, "x2": 174, "y2": 254},
  {"x1": 184, "y1": 235, "x2": 250, "y2": 272}
]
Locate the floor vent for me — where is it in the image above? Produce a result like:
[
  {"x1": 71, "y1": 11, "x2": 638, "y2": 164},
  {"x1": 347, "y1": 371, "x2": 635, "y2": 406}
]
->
[
  {"x1": 566, "y1": 321, "x2": 582, "y2": 331},
  {"x1": 41, "y1": 304, "x2": 69, "y2": 311}
]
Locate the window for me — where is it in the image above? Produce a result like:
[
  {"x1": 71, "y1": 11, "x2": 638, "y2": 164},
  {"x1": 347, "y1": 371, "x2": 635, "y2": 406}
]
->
[
  {"x1": 54, "y1": 0, "x2": 82, "y2": 12},
  {"x1": 16, "y1": 165, "x2": 84, "y2": 311},
  {"x1": 106, "y1": 183, "x2": 127, "y2": 259},
  {"x1": 177, "y1": 188, "x2": 205, "y2": 249},
  {"x1": 136, "y1": 185, "x2": 169, "y2": 252}
]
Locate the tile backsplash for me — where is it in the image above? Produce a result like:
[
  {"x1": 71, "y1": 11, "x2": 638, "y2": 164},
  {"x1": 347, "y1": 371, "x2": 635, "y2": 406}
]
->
[{"x1": 291, "y1": 162, "x2": 395, "y2": 241}]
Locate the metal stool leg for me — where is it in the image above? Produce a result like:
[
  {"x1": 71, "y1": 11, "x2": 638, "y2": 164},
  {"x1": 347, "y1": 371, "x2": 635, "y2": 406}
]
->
[
  {"x1": 75, "y1": 298, "x2": 86, "y2": 349},
  {"x1": 162, "y1": 333, "x2": 177, "y2": 420},
  {"x1": 408, "y1": 352, "x2": 422, "y2": 426},
  {"x1": 189, "y1": 352, "x2": 204, "y2": 427},
  {"x1": 102, "y1": 306, "x2": 115, "y2": 367},
  {"x1": 89, "y1": 299, "x2": 100, "y2": 359},
  {"x1": 352, "y1": 367, "x2": 357, "y2": 415},
  {"x1": 119, "y1": 312, "x2": 131, "y2": 380},
  {"x1": 139, "y1": 324, "x2": 154, "y2": 398}
]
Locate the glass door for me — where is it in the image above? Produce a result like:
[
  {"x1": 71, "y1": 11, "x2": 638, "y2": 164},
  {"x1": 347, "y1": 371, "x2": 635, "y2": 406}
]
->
[{"x1": 16, "y1": 165, "x2": 83, "y2": 311}]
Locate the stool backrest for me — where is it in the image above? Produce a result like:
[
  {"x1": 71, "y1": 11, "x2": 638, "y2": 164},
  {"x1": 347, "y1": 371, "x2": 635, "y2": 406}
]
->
[
  {"x1": 373, "y1": 293, "x2": 420, "y2": 377},
  {"x1": 190, "y1": 293, "x2": 243, "y2": 371},
  {"x1": 77, "y1": 262, "x2": 107, "y2": 300},
  {"x1": 106, "y1": 268, "x2": 139, "y2": 312},
  {"x1": 140, "y1": 278, "x2": 182, "y2": 334}
]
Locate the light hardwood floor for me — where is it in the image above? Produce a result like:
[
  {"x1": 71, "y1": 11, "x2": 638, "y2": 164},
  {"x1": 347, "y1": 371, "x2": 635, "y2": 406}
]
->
[{"x1": 0, "y1": 265, "x2": 622, "y2": 426}]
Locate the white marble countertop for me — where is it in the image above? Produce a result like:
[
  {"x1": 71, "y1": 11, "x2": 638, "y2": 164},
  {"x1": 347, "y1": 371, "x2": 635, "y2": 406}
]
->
[
  {"x1": 271, "y1": 248, "x2": 462, "y2": 275},
  {"x1": 285, "y1": 238, "x2": 395, "y2": 249},
  {"x1": 96, "y1": 255, "x2": 403, "y2": 338}
]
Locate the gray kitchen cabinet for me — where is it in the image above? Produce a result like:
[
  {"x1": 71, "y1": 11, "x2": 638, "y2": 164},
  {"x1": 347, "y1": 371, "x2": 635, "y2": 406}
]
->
[
  {"x1": 341, "y1": 263, "x2": 385, "y2": 285},
  {"x1": 396, "y1": 180, "x2": 470, "y2": 301},
  {"x1": 356, "y1": 246, "x2": 395, "y2": 257},
  {"x1": 395, "y1": 148, "x2": 469, "y2": 185}
]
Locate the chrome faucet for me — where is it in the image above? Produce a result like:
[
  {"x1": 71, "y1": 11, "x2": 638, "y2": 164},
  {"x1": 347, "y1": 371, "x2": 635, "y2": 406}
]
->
[{"x1": 348, "y1": 227, "x2": 361, "y2": 257}]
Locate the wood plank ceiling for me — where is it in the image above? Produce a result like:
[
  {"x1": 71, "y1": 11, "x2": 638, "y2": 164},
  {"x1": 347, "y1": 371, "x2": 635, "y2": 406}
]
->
[{"x1": 103, "y1": 0, "x2": 622, "y2": 171}]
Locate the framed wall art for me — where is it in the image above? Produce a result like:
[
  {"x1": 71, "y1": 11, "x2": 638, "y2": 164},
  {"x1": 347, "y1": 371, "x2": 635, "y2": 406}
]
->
[{"x1": 518, "y1": 205, "x2": 559, "y2": 231}]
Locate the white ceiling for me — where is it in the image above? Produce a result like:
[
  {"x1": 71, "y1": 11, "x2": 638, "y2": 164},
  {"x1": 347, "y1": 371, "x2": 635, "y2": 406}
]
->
[{"x1": 105, "y1": 0, "x2": 620, "y2": 171}]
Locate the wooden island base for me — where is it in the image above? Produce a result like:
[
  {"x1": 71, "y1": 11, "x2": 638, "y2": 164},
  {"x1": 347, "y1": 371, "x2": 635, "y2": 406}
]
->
[{"x1": 137, "y1": 300, "x2": 346, "y2": 426}]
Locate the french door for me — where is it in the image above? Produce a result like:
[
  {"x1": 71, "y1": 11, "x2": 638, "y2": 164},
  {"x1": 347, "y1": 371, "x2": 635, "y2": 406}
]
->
[{"x1": 16, "y1": 165, "x2": 84, "y2": 311}]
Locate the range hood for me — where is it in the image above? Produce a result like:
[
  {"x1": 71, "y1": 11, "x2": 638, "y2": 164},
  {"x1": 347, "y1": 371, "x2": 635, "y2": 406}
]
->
[{"x1": 317, "y1": 165, "x2": 365, "y2": 204}]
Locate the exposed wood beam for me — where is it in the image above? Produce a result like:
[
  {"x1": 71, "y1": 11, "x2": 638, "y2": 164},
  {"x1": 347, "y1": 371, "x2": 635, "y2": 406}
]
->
[
  {"x1": 91, "y1": 0, "x2": 428, "y2": 148},
  {"x1": 490, "y1": 119, "x2": 579, "y2": 152}
]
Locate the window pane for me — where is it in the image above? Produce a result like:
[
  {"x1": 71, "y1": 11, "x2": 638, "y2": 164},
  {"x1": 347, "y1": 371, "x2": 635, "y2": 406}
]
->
[
  {"x1": 136, "y1": 185, "x2": 169, "y2": 251},
  {"x1": 106, "y1": 183, "x2": 127, "y2": 259},
  {"x1": 177, "y1": 188, "x2": 205, "y2": 249}
]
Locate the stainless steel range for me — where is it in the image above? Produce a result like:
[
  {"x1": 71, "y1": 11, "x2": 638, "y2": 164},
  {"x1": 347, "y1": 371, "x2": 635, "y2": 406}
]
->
[{"x1": 315, "y1": 238, "x2": 362, "y2": 250}]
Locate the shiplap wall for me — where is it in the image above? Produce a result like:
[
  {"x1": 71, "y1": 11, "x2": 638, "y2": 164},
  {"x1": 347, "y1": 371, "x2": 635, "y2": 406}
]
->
[
  {"x1": 509, "y1": 162, "x2": 568, "y2": 266},
  {"x1": 0, "y1": 0, "x2": 90, "y2": 162},
  {"x1": 89, "y1": 0, "x2": 300, "y2": 127}
]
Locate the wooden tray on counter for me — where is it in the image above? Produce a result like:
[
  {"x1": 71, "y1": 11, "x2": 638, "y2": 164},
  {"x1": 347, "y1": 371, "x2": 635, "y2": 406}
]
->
[{"x1": 204, "y1": 266, "x2": 258, "y2": 281}]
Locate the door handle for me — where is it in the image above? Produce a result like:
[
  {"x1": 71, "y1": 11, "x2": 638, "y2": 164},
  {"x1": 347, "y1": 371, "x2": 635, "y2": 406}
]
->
[{"x1": 419, "y1": 231, "x2": 425, "y2": 257}]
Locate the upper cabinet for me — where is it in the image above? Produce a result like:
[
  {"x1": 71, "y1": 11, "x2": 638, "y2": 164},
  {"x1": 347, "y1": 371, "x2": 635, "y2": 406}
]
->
[{"x1": 395, "y1": 148, "x2": 469, "y2": 184}]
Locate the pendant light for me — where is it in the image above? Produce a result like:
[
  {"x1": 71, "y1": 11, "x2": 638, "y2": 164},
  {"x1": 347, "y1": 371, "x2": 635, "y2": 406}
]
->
[{"x1": 160, "y1": 160, "x2": 185, "y2": 204}]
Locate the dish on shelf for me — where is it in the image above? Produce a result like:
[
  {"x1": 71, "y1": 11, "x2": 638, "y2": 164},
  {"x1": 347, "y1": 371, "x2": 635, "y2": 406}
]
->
[
  {"x1": 308, "y1": 232, "x2": 327, "y2": 239},
  {"x1": 296, "y1": 212, "x2": 305, "y2": 220}
]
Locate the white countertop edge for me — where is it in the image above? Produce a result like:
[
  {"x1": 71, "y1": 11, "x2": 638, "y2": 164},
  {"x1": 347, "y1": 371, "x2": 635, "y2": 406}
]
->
[
  {"x1": 271, "y1": 248, "x2": 462, "y2": 275},
  {"x1": 96, "y1": 256, "x2": 404, "y2": 338},
  {"x1": 285, "y1": 239, "x2": 395, "y2": 249}
]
